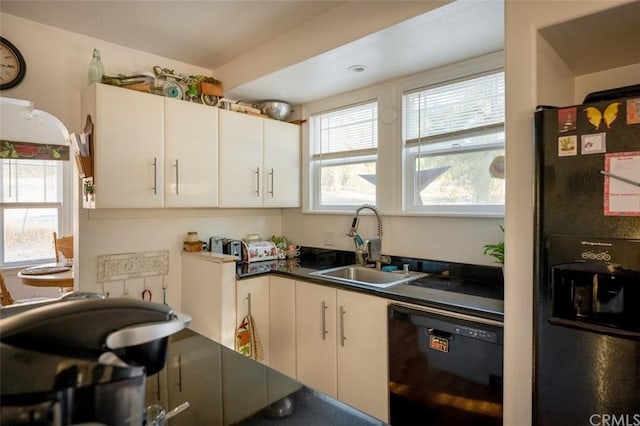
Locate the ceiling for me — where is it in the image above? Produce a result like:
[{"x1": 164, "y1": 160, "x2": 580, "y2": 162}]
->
[
  {"x1": 0, "y1": 0, "x2": 505, "y2": 105},
  {"x1": 538, "y1": 1, "x2": 640, "y2": 76}
]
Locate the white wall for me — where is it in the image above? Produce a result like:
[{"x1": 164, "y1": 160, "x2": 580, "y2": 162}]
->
[
  {"x1": 575, "y1": 63, "x2": 640, "y2": 104},
  {"x1": 284, "y1": 52, "x2": 506, "y2": 265},
  {"x1": 0, "y1": 13, "x2": 284, "y2": 308},
  {"x1": 504, "y1": 1, "x2": 637, "y2": 425}
]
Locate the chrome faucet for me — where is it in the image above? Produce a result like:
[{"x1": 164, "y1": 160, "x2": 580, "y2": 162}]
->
[{"x1": 347, "y1": 204, "x2": 390, "y2": 268}]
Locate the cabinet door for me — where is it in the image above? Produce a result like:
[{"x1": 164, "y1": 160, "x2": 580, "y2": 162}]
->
[
  {"x1": 295, "y1": 281, "x2": 337, "y2": 398},
  {"x1": 269, "y1": 276, "x2": 296, "y2": 377},
  {"x1": 236, "y1": 276, "x2": 270, "y2": 365},
  {"x1": 164, "y1": 98, "x2": 218, "y2": 207},
  {"x1": 218, "y1": 109, "x2": 263, "y2": 207},
  {"x1": 166, "y1": 333, "x2": 223, "y2": 426},
  {"x1": 85, "y1": 83, "x2": 164, "y2": 208},
  {"x1": 336, "y1": 289, "x2": 389, "y2": 422},
  {"x1": 262, "y1": 119, "x2": 300, "y2": 207}
]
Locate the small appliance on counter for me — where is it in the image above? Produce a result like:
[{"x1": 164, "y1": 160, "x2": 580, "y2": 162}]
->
[
  {"x1": 209, "y1": 236, "x2": 224, "y2": 254},
  {"x1": 222, "y1": 238, "x2": 242, "y2": 260},
  {"x1": 242, "y1": 240, "x2": 278, "y2": 263},
  {"x1": 0, "y1": 295, "x2": 191, "y2": 425}
]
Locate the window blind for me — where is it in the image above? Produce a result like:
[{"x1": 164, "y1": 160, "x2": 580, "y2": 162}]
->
[
  {"x1": 1, "y1": 159, "x2": 62, "y2": 203},
  {"x1": 404, "y1": 71, "x2": 505, "y2": 142},
  {"x1": 312, "y1": 101, "x2": 378, "y2": 157}
]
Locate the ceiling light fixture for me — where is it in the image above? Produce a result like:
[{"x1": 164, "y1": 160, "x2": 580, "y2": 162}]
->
[{"x1": 347, "y1": 64, "x2": 367, "y2": 73}]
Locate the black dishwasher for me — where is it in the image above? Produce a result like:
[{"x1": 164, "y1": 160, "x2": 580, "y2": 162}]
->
[{"x1": 388, "y1": 304, "x2": 503, "y2": 426}]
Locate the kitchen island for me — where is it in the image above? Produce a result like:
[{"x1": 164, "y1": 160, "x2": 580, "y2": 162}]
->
[{"x1": 147, "y1": 328, "x2": 385, "y2": 425}]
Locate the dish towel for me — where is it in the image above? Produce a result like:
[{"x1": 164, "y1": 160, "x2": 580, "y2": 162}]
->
[{"x1": 235, "y1": 314, "x2": 264, "y2": 361}]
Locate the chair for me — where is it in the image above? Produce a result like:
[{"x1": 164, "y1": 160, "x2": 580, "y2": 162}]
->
[
  {"x1": 54, "y1": 232, "x2": 73, "y2": 263},
  {"x1": 1, "y1": 270, "x2": 15, "y2": 306}
]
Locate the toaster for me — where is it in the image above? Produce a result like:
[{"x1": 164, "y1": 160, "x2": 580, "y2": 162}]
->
[
  {"x1": 242, "y1": 240, "x2": 278, "y2": 263},
  {"x1": 222, "y1": 239, "x2": 242, "y2": 260}
]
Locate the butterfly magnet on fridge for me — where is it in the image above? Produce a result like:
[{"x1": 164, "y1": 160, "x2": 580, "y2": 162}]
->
[{"x1": 584, "y1": 102, "x2": 622, "y2": 131}]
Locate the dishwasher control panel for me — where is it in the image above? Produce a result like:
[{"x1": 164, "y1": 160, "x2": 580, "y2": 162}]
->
[{"x1": 454, "y1": 325, "x2": 499, "y2": 344}]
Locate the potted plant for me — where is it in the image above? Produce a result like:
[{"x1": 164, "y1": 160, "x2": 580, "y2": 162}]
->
[{"x1": 483, "y1": 225, "x2": 504, "y2": 265}]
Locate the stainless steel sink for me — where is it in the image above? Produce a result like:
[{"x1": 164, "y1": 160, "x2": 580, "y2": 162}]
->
[{"x1": 309, "y1": 265, "x2": 426, "y2": 288}]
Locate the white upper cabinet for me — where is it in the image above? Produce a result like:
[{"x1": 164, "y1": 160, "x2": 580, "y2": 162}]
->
[
  {"x1": 81, "y1": 83, "x2": 220, "y2": 208},
  {"x1": 81, "y1": 86, "x2": 297, "y2": 209},
  {"x1": 262, "y1": 119, "x2": 300, "y2": 207},
  {"x1": 82, "y1": 83, "x2": 165, "y2": 208},
  {"x1": 164, "y1": 97, "x2": 219, "y2": 207},
  {"x1": 218, "y1": 109, "x2": 300, "y2": 208},
  {"x1": 218, "y1": 109, "x2": 264, "y2": 207}
]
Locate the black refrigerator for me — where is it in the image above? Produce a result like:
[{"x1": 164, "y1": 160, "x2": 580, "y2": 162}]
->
[{"x1": 533, "y1": 90, "x2": 640, "y2": 426}]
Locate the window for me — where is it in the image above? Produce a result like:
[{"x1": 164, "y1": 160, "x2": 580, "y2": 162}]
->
[
  {"x1": 403, "y1": 71, "x2": 505, "y2": 215},
  {"x1": 309, "y1": 100, "x2": 378, "y2": 210},
  {"x1": 1, "y1": 157, "x2": 64, "y2": 267}
]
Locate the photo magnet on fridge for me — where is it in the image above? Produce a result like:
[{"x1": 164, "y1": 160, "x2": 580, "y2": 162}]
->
[
  {"x1": 558, "y1": 135, "x2": 577, "y2": 157},
  {"x1": 558, "y1": 107, "x2": 577, "y2": 132},
  {"x1": 627, "y1": 98, "x2": 640, "y2": 125},
  {"x1": 581, "y1": 133, "x2": 606, "y2": 155}
]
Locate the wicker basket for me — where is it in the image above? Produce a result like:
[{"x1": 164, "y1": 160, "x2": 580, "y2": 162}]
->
[
  {"x1": 199, "y1": 82, "x2": 223, "y2": 97},
  {"x1": 183, "y1": 241, "x2": 203, "y2": 252}
]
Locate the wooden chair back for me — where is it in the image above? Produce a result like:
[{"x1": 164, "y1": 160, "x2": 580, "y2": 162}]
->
[
  {"x1": 54, "y1": 232, "x2": 74, "y2": 263},
  {"x1": 0, "y1": 270, "x2": 14, "y2": 306}
]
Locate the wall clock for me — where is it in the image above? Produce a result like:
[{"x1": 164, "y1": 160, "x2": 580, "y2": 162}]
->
[{"x1": 0, "y1": 36, "x2": 27, "y2": 90}]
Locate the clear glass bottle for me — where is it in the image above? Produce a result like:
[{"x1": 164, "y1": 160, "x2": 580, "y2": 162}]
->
[{"x1": 88, "y1": 48, "x2": 104, "y2": 84}]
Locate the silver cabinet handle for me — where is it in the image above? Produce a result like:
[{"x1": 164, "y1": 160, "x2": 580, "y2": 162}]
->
[
  {"x1": 255, "y1": 167, "x2": 260, "y2": 196},
  {"x1": 321, "y1": 301, "x2": 328, "y2": 340},
  {"x1": 269, "y1": 168, "x2": 274, "y2": 197},
  {"x1": 155, "y1": 373, "x2": 161, "y2": 401},
  {"x1": 247, "y1": 292, "x2": 252, "y2": 316},
  {"x1": 339, "y1": 305, "x2": 346, "y2": 347},
  {"x1": 152, "y1": 157, "x2": 158, "y2": 195},
  {"x1": 177, "y1": 354, "x2": 183, "y2": 392},
  {"x1": 174, "y1": 159, "x2": 179, "y2": 194}
]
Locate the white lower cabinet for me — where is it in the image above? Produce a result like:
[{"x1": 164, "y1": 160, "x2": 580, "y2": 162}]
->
[
  {"x1": 295, "y1": 281, "x2": 338, "y2": 397},
  {"x1": 295, "y1": 280, "x2": 389, "y2": 423},
  {"x1": 268, "y1": 276, "x2": 297, "y2": 377},
  {"x1": 236, "y1": 276, "x2": 271, "y2": 366},
  {"x1": 336, "y1": 288, "x2": 389, "y2": 422}
]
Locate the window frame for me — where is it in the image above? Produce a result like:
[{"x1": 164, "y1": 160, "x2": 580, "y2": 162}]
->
[
  {"x1": 308, "y1": 99, "x2": 379, "y2": 212},
  {"x1": 1, "y1": 157, "x2": 71, "y2": 268},
  {"x1": 401, "y1": 69, "x2": 505, "y2": 217},
  {"x1": 301, "y1": 52, "x2": 504, "y2": 217}
]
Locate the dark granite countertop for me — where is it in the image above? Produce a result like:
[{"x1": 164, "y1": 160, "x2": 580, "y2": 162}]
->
[
  {"x1": 236, "y1": 247, "x2": 504, "y2": 322},
  {"x1": 163, "y1": 329, "x2": 384, "y2": 426}
]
